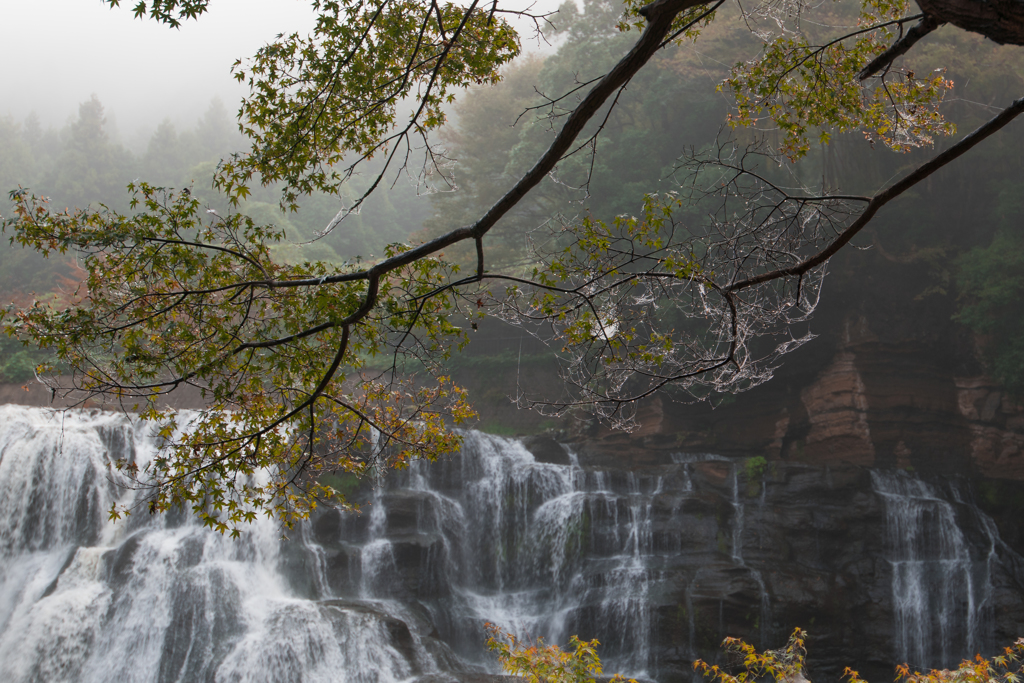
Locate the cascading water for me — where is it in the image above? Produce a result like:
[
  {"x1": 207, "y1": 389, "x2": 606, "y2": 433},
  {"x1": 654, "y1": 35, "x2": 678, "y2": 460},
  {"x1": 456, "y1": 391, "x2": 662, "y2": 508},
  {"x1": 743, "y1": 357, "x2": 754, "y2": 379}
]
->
[
  {"x1": 340, "y1": 431, "x2": 663, "y2": 678},
  {"x1": 871, "y1": 470, "x2": 996, "y2": 669},
  {"x1": 727, "y1": 462, "x2": 770, "y2": 648},
  {"x1": 0, "y1": 405, "x2": 449, "y2": 683},
  {"x1": 2, "y1": 403, "x2": 1022, "y2": 683}
]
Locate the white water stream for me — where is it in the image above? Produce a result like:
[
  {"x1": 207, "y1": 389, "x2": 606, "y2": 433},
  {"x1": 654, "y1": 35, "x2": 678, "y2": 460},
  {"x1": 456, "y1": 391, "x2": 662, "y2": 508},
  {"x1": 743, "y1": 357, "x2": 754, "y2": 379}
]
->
[
  {"x1": 0, "y1": 406, "x2": 436, "y2": 683},
  {"x1": 0, "y1": 405, "x2": 1017, "y2": 681},
  {"x1": 871, "y1": 470, "x2": 997, "y2": 669},
  {"x1": 359, "y1": 431, "x2": 662, "y2": 676}
]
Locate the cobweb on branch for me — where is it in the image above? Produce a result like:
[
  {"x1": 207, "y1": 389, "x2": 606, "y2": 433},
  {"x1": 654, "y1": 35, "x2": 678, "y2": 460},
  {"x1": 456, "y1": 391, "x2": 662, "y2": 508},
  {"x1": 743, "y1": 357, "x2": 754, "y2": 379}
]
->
[{"x1": 483, "y1": 134, "x2": 866, "y2": 430}]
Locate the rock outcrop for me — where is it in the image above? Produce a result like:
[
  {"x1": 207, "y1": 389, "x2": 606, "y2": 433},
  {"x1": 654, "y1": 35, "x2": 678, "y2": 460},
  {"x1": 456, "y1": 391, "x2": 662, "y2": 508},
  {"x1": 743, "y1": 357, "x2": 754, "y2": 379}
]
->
[{"x1": 308, "y1": 429, "x2": 1024, "y2": 683}]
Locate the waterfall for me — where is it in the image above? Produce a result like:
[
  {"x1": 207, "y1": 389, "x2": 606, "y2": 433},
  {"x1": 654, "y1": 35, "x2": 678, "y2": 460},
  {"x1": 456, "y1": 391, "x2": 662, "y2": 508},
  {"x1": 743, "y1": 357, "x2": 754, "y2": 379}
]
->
[
  {"x1": 0, "y1": 408, "x2": 668, "y2": 681},
  {"x1": 727, "y1": 462, "x2": 770, "y2": 648},
  {"x1": 0, "y1": 405, "x2": 448, "y2": 683},
  {"x1": 669, "y1": 453, "x2": 771, "y2": 651},
  {"x1": 871, "y1": 470, "x2": 996, "y2": 669},
  {"x1": 347, "y1": 430, "x2": 662, "y2": 677},
  {"x1": 2, "y1": 403, "x2": 1021, "y2": 683}
]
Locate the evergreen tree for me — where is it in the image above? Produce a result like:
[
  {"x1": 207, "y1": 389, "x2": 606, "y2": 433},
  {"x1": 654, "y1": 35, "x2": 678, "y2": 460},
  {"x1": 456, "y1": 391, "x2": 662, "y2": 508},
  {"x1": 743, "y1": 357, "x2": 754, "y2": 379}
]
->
[{"x1": 46, "y1": 95, "x2": 135, "y2": 210}]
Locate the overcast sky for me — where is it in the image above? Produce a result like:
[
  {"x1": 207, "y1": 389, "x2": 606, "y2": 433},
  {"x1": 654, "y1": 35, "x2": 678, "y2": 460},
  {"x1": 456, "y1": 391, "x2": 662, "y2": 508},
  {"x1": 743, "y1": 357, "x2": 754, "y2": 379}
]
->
[
  {"x1": 1, "y1": 0, "x2": 559, "y2": 143},
  {"x1": 1, "y1": 0, "x2": 315, "y2": 137}
]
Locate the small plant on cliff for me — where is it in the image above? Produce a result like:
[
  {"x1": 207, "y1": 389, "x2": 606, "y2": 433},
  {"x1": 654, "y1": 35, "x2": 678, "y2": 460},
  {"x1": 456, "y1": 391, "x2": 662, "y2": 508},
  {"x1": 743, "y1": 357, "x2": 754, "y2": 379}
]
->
[
  {"x1": 744, "y1": 456, "x2": 768, "y2": 481},
  {"x1": 485, "y1": 623, "x2": 637, "y2": 683},
  {"x1": 743, "y1": 456, "x2": 769, "y2": 497},
  {"x1": 695, "y1": 629, "x2": 1024, "y2": 683}
]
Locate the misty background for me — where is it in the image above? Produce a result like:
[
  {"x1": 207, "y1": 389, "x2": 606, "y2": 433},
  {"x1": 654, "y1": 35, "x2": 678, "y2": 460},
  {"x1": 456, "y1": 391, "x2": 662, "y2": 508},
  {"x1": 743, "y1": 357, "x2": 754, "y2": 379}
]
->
[
  {"x1": 2, "y1": 0, "x2": 314, "y2": 133},
  {"x1": 0, "y1": 0, "x2": 1023, "y2": 408}
]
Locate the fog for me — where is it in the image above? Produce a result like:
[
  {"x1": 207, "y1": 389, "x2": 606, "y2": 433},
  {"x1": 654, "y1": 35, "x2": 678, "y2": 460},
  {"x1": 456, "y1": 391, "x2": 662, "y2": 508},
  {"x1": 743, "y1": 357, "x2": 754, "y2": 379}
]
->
[
  {"x1": 1, "y1": 0, "x2": 317, "y2": 137},
  {"x1": 1, "y1": 0, "x2": 560, "y2": 143}
]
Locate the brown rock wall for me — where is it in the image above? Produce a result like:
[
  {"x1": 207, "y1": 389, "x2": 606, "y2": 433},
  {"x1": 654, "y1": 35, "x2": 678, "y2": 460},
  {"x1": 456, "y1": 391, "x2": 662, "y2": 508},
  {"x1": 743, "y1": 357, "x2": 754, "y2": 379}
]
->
[
  {"x1": 956, "y1": 377, "x2": 1024, "y2": 480},
  {"x1": 798, "y1": 351, "x2": 875, "y2": 465},
  {"x1": 576, "y1": 339, "x2": 1024, "y2": 482}
]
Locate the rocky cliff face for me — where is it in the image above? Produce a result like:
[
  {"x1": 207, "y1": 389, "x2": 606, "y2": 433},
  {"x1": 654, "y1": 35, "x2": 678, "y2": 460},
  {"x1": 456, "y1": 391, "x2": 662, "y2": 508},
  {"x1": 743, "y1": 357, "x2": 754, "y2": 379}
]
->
[
  {"x1": 305, "y1": 427, "x2": 1024, "y2": 683},
  {"x1": 3, "y1": 249, "x2": 1024, "y2": 682},
  {"x1": 588, "y1": 316, "x2": 1024, "y2": 481},
  {"x1": 418, "y1": 276, "x2": 1024, "y2": 680},
  {"x1": 515, "y1": 300, "x2": 1024, "y2": 682},
  {"x1": 1, "y1": 343, "x2": 1022, "y2": 683}
]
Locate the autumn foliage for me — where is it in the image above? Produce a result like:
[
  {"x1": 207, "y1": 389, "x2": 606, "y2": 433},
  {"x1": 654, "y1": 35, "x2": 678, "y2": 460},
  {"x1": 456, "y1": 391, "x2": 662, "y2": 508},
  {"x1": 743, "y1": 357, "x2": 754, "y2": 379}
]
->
[
  {"x1": 487, "y1": 624, "x2": 1024, "y2": 683},
  {"x1": 485, "y1": 623, "x2": 638, "y2": 683},
  {"x1": 695, "y1": 628, "x2": 1024, "y2": 683}
]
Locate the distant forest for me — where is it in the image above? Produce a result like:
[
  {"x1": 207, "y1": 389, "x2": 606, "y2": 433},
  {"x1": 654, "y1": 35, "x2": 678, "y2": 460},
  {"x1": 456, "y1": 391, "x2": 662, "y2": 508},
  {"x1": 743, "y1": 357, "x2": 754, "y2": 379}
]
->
[
  {"x1": 0, "y1": 96, "x2": 431, "y2": 273},
  {"x1": 2, "y1": 0, "x2": 1023, "y2": 391}
]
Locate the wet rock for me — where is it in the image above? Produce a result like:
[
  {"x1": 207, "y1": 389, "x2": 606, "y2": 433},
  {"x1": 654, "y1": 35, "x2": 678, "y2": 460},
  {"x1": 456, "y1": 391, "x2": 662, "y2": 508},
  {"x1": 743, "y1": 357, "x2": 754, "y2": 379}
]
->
[
  {"x1": 521, "y1": 435, "x2": 571, "y2": 465},
  {"x1": 320, "y1": 600, "x2": 420, "y2": 672}
]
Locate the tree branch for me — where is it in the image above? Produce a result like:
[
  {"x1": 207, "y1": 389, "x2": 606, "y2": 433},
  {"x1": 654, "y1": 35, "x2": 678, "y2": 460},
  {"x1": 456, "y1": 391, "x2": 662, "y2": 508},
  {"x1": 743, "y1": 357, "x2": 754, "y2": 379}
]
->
[
  {"x1": 858, "y1": 15, "x2": 944, "y2": 81},
  {"x1": 727, "y1": 95, "x2": 1024, "y2": 292}
]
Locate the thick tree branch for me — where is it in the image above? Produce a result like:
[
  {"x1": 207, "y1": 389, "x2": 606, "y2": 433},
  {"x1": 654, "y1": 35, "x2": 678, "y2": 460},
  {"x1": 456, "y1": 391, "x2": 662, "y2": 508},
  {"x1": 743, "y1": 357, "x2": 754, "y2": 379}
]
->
[
  {"x1": 858, "y1": 15, "x2": 944, "y2": 81},
  {"x1": 727, "y1": 95, "x2": 1024, "y2": 292},
  {"x1": 266, "y1": 0, "x2": 712, "y2": 292},
  {"x1": 916, "y1": 0, "x2": 1024, "y2": 45}
]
